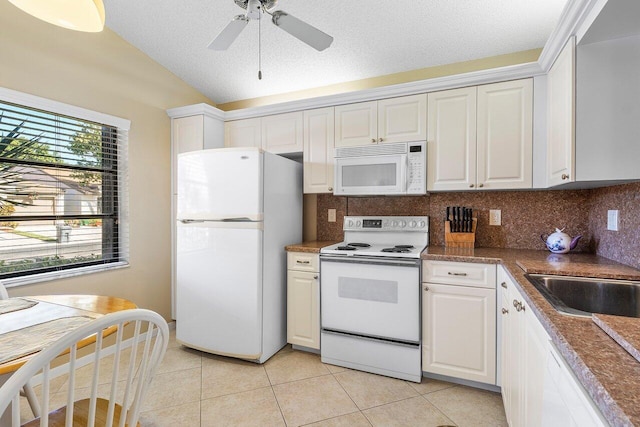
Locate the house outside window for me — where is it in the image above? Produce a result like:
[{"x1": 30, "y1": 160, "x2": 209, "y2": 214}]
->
[{"x1": 0, "y1": 89, "x2": 129, "y2": 285}]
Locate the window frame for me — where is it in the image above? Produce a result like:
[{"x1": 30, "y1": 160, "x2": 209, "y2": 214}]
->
[{"x1": 0, "y1": 87, "x2": 130, "y2": 287}]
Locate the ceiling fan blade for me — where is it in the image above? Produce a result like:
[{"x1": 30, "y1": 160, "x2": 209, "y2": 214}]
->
[
  {"x1": 208, "y1": 15, "x2": 249, "y2": 50},
  {"x1": 271, "y1": 11, "x2": 333, "y2": 51}
]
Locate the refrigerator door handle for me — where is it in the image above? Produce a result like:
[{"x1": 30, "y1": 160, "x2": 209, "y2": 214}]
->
[
  {"x1": 222, "y1": 217, "x2": 253, "y2": 222},
  {"x1": 179, "y1": 219, "x2": 205, "y2": 224}
]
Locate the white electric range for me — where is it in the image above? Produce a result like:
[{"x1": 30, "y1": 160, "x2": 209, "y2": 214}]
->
[{"x1": 319, "y1": 216, "x2": 429, "y2": 382}]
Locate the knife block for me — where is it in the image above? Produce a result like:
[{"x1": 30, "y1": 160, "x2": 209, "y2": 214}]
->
[{"x1": 444, "y1": 218, "x2": 477, "y2": 249}]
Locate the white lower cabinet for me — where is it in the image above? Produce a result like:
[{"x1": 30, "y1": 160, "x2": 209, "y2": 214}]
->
[
  {"x1": 286, "y1": 252, "x2": 320, "y2": 350},
  {"x1": 498, "y1": 266, "x2": 606, "y2": 427},
  {"x1": 542, "y1": 344, "x2": 608, "y2": 427},
  {"x1": 500, "y1": 266, "x2": 548, "y2": 427},
  {"x1": 422, "y1": 261, "x2": 497, "y2": 385}
]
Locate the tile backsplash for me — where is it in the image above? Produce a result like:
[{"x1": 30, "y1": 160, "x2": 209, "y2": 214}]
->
[
  {"x1": 589, "y1": 182, "x2": 640, "y2": 269},
  {"x1": 316, "y1": 182, "x2": 640, "y2": 268}
]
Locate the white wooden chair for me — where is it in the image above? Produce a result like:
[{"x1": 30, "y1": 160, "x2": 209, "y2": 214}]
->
[
  {"x1": 0, "y1": 308, "x2": 169, "y2": 427},
  {"x1": 0, "y1": 282, "x2": 41, "y2": 418}
]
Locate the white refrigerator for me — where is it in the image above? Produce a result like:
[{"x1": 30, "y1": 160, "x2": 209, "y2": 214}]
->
[{"x1": 176, "y1": 148, "x2": 302, "y2": 363}]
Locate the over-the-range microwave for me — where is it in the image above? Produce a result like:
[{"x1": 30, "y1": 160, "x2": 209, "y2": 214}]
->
[{"x1": 333, "y1": 141, "x2": 426, "y2": 196}]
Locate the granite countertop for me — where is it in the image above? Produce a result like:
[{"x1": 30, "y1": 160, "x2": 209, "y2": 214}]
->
[
  {"x1": 422, "y1": 247, "x2": 640, "y2": 427},
  {"x1": 285, "y1": 241, "x2": 339, "y2": 254}
]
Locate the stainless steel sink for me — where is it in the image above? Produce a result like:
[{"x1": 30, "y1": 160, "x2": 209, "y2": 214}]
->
[{"x1": 524, "y1": 274, "x2": 640, "y2": 318}]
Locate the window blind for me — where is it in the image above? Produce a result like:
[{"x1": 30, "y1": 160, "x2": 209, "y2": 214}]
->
[{"x1": 0, "y1": 100, "x2": 129, "y2": 279}]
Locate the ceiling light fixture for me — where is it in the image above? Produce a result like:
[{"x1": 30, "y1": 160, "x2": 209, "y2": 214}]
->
[{"x1": 8, "y1": 0, "x2": 106, "y2": 33}]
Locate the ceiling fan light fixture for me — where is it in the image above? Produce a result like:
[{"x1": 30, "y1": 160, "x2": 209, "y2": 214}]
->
[
  {"x1": 8, "y1": 0, "x2": 105, "y2": 32},
  {"x1": 271, "y1": 11, "x2": 333, "y2": 51},
  {"x1": 246, "y1": 0, "x2": 262, "y2": 20}
]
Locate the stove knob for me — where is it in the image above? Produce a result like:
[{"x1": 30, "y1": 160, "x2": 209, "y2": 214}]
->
[
  {"x1": 346, "y1": 220, "x2": 354, "y2": 228},
  {"x1": 383, "y1": 220, "x2": 389, "y2": 227},
  {"x1": 418, "y1": 221, "x2": 426, "y2": 228},
  {"x1": 399, "y1": 220, "x2": 406, "y2": 228},
  {"x1": 409, "y1": 221, "x2": 417, "y2": 228},
  {"x1": 356, "y1": 220, "x2": 362, "y2": 227},
  {"x1": 391, "y1": 220, "x2": 398, "y2": 227}
]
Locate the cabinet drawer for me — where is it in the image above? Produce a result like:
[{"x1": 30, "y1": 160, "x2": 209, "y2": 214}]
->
[
  {"x1": 287, "y1": 252, "x2": 319, "y2": 272},
  {"x1": 422, "y1": 260, "x2": 496, "y2": 288}
]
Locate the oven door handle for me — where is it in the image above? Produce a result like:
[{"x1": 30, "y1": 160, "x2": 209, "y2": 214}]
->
[{"x1": 320, "y1": 255, "x2": 420, "y2": 268}]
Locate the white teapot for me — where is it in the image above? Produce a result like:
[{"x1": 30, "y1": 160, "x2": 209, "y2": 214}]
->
[{"x1": 540, "y1": 228, "x2": 582, "y2": 254}]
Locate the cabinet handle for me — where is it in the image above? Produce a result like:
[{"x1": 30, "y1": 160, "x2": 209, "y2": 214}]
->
[
  {"x1": 378, "y1": 137, "x2": 384, "y2": 142},
  {"x1": 478, "y1": 183, "x2": 484, "y2": 188},
  {"x1": 313, "y1": 275, "x2": 318, "y2": 279},
  {"x1": 502, "y1": 308, "x2": 509, "y2": 314},
  {"x1": 424, "y1": 285, "x2": 429, "y2": 291},
  {"x1": 328, "y1": 187, "x2": 333, "y2": 191},
  {"x1": 296, "y1": 260, "x2": 310, "y2": 264},
  {"x1": 447, "y1": 272, "x2": 467, "y2": 276},
  {"x1": 501, "y1": 282, "x2": 507, "y2": 289},
  {"x1": 562, "y1": 173, "x2": 570, "y2": 180},
  {"x1": 469, "y1": 184, "x2": 475, "y2": 188},
  {"x1": 513, "y1": 300, "x2": 526, "y2": 312},
  {"x1": 371, "y1": 138, "x2": 376, "y2": 143}
]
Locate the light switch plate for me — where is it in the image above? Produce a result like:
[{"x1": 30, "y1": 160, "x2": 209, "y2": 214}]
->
[
  {"x1": 328, "y1": 209, "x2": 336, "y2": 223},
  {"x1": 489, "y1": 209, "x2": 501, "y2": 226},
  {"x1": 607, "y1": 210, "x2": 619, "y2": 231}
]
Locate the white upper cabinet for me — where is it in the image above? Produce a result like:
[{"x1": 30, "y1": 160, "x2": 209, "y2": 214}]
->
[
  {"x1": 546, "y1": 37, "x2": 575, "y2": 186},
  {"x1": 172, "y1": 115, "x2": 204, "y2": 193},
  {"x1": 225, "y1": 117, "x2": 262, "y2": 149},
  {"x1": 334, "y1": 101, "x2": 378, "y2": 147},
  {"x1": 303, "y1": 107, "x2": 335, "y2": 194},
  {"x1": 428, "y1": 79, "x2": 533, "y2": 191},
  {"x1": 477, "y1": 79, "x2": 533, "y2": 189},
  {"x1": 335, "y1": 94, "x2": 427, "y2": 147},
  {"x1": 427, "y1": 87, "x2": 477, "y2": 191},
  {"x1": 377, "y1": 94, "x2": 427, "y2": 143},
  {"x1": 225, "y1": 112, "x2": 303, "y2": 154},
  {"x1": 261, "y1": 111, "x2": 303, "y2": 154}
]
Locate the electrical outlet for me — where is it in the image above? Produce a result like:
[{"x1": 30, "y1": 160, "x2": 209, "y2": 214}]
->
[
  {"x1": 328, "y1": 209, "x2": 336, "y2": 223},
  {"x1": 607, "y1": 210, "x2": 619, "y2": 231},
  {"x1": 489, "y1": 209, "x2": 502, "y2": 226}
]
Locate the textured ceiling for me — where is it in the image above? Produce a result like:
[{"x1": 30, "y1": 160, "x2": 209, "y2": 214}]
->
[{"x1": 104, "y1": 0, "x2": 568, "y2": 105}]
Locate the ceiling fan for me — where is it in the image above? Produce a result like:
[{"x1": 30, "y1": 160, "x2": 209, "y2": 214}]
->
[{"x1": 208, "y1": 0, "x2": 334, "y2": 52}]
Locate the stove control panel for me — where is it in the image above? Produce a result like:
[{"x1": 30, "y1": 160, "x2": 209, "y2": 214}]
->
[{"x1": 343, "y1": 216, "x2": 429, "y2": 232}]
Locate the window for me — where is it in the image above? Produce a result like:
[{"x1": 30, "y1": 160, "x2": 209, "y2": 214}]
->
[{"x1": 0, "y1": 92, "x2": 129, "y2": 282}]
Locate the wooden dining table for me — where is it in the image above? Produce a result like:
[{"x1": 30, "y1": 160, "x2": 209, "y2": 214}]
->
[
  {"x1": 0, "y1": 295, "x2": 137, "y2": 375},
  {"x1": 0, "y1": 295, "x2": 137, "y2": 426}
]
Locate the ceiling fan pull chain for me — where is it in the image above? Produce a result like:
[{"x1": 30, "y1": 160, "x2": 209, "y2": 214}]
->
[{"x1": 258, "y1": 4, "x2": 262, "y2": 80}]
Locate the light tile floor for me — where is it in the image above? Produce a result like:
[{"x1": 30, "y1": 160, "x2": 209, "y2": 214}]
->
[{"x1": 23, "y1": 330, "x2": 508, "y2": 426}]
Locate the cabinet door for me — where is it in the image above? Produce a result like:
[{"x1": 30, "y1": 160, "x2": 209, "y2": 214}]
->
[
  {"x1": 172, "y1": 115, "x2": 204, "y2": 193},
  {"x1": 427, "y1": 87, "x2": 477, "y2": 191},
  {"x1": 225, "y1": 117, "x2": 262, "y2": 148},
  {"x1": 334, "y1": 101, "x2": 377, "y2": 147},
  {"x1": 303, "y1": 107, "x2": 335, "y2": 193},
  {"x1": 547, "y1": 37, "x2": 575, "y2": 186},
  {"x1": 477, "y1": 79, "x2": 533, "y2": 190},
  {"x1": 422, "y1": 283, "x2": 496, "y2": 384},
  {"x1": 287, "y1": 270, "x2": 320, "y2": 350},
  {"x1": 378, "y1": 94, "x2": 427, "y2": 144},
  {"x1": 507, "y1": 283, "x2": 526, "y2": 427},
  {"x1": 523, "y1": 303, "x2": 549, "y2": 427},
  {"x1": 500, "y1": 282, "x2": 513, "y2": 425},
  {"x1": 262, "y1": 111, "x2": 303, "y2": 154}
]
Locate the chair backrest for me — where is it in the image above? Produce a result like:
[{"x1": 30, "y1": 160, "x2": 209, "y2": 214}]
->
[{"x1": 0, "y1": 308, "x2": 169, "y2": 427}]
